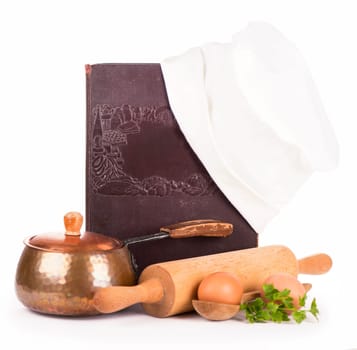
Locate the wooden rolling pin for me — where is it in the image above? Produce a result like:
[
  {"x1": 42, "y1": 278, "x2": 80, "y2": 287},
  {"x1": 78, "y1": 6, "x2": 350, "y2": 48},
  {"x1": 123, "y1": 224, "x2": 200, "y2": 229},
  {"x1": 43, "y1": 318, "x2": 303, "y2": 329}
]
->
[{"x1": 93, "y1": 245, "x2": 332, "y2": 318}]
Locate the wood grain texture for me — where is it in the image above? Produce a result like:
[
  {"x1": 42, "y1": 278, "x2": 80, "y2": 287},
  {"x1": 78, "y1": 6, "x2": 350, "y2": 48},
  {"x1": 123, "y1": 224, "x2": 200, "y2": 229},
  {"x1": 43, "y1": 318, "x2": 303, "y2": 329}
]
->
[
  {"x1": 93, "y1": 245, "x2": 332, "y2": 317},
  {"x1": 298, "y1": 253, "x2": 333, "y2": 275},
  {"x1": 140, "y1": 245, "x2": 298, "y2": 317},
  {"x1": 160, "y1": 219, "x2": 233, "y2": 238},
  {"x1": 93, "y1": 278, "x2": 163, "y2": 314}
]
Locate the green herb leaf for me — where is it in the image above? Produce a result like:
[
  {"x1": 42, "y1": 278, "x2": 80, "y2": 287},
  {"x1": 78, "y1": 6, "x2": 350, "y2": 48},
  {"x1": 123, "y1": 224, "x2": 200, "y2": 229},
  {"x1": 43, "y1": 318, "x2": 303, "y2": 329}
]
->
[
  {"x1": 292, "y1": 310, "x2": 306, "y2": 324},
  {"x1": 299, "y1": 294, "x2": 307, "y2": 307},
  {"x1": 262, "y1": 284, "x2": 276, "y2": 298},
  {"x1": 266, "y1": 301, "x2": 279, "y2": 314},
  {"x1": 240, "y1": 283, "x2": 319, "y2": 324},
  {"x1": 310, "y1": 298, "x2": 319, "y2": 319}
]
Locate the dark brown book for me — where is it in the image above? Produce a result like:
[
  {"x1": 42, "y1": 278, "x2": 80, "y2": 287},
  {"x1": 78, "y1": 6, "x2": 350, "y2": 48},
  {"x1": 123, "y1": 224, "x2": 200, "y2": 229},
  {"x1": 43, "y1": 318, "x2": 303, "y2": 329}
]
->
[{"x1": 86, "y1": 63, "x2": 257, "y2": 273}]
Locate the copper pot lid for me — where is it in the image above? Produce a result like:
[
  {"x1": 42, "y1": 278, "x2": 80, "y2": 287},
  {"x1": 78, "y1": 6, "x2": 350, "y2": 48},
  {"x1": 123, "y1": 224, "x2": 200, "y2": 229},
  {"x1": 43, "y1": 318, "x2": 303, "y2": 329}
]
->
[{"x1": 25, "y1": 212, "x2": 124, "y2": 253}]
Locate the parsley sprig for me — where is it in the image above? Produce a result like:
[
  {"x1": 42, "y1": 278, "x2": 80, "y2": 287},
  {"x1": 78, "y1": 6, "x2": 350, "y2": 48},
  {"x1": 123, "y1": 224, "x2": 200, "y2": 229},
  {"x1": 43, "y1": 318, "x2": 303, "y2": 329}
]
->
[{"x1": 240, "y1": 284, "x2": 319, "y2": 324}]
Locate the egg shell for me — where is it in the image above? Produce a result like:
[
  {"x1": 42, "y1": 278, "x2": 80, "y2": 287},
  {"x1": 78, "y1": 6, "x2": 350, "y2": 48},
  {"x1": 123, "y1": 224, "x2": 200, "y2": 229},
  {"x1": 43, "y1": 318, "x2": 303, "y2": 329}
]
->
[
  {"x1": 197, "y1": 272, "x2": 243, "y2": 305},
  {"x1": 262, "y1": 272, "x2": 306, "y2": 309}
]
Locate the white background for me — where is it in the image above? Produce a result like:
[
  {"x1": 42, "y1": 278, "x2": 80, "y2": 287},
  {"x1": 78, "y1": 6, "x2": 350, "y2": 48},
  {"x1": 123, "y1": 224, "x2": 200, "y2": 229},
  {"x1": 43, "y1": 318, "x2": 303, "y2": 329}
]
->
[{"x1": 1, "y1": 0, "x2": 356, "y2": 349}]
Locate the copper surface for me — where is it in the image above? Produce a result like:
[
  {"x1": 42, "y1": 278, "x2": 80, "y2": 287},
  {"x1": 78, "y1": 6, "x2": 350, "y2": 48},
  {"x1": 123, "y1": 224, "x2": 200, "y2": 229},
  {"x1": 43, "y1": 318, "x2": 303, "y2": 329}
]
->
[
  {"x1": 15, "y1": 246, "x2": 136, "y2": 316},
  {"x1": 26, "y1": 231, "x2": 124, "y2": 253},
  {"x1": 25, "y1": 211, "x2": 124, "y2": 253}
]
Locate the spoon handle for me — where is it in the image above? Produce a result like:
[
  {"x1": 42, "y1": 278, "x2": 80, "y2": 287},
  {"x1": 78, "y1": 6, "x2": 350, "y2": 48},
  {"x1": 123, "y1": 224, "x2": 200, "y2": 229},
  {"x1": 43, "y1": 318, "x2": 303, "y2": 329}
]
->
[{"x1": 241, "y1": 290, "x2": 261, "y2": 303}]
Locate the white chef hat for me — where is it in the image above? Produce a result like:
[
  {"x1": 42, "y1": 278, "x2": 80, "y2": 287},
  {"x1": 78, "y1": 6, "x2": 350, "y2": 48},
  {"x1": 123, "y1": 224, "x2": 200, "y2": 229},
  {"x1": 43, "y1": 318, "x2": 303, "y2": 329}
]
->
[{"x1": 161, "y1": 22, "x2": 339, "y2": 232}]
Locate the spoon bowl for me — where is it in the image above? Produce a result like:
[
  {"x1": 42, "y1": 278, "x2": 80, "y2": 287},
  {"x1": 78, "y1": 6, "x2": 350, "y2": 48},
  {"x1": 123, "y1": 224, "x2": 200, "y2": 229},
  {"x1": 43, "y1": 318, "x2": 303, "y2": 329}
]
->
[
  {"x1": 192, "y1": 300, "x2": 240, "y2": 321},
  {"x1": 192, "y1": 290, "x2": 261, "y2": 321}
]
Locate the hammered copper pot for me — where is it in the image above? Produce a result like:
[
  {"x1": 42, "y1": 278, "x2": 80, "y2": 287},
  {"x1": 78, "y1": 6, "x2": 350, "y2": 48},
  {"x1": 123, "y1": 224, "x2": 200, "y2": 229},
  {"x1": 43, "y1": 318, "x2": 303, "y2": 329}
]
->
[
  {"x1": 15, "y1": 211, "x2": 232, "y2": 316},
  {"x1": 15, "y1": 212, "x2": 136, "y2": 316}
]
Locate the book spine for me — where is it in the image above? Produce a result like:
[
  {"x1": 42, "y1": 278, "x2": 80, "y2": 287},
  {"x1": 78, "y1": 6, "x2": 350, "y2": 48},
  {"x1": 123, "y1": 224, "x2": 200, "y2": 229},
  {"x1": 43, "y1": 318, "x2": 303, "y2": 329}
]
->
[{"x1": 85, "y1": 64, "x2": 92, "y2": 231}]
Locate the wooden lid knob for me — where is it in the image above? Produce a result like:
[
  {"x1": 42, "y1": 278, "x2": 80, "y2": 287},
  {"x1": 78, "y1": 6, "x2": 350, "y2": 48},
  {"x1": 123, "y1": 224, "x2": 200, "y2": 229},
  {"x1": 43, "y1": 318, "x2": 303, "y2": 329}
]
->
[{"x1": 64, "y1": 212, "x2": 83, "y2": 236}]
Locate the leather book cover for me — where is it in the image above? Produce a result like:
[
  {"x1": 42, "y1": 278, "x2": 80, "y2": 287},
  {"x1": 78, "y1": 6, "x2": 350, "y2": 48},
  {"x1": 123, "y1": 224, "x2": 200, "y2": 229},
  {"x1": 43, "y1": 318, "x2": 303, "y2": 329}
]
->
[{"x1": 86, "y1": 63, "x2": 257, "y2": 273}]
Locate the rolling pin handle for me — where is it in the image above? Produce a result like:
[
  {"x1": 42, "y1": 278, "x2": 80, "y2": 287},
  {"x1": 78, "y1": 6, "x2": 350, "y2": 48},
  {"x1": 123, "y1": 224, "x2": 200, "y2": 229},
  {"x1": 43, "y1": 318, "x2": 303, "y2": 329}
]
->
[
  {"x1": 93, "y1": 278, "x2": 164, "y2": 314},
  {"x1": 298, "y1": 253, "x2": 333, "y2": 275}
]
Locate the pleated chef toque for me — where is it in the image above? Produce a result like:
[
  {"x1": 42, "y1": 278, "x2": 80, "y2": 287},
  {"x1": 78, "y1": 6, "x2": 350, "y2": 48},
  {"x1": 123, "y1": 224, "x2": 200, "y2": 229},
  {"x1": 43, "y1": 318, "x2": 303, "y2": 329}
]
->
[{"x1": 161, "y1": 22, "x2": 339, "y2": 232}]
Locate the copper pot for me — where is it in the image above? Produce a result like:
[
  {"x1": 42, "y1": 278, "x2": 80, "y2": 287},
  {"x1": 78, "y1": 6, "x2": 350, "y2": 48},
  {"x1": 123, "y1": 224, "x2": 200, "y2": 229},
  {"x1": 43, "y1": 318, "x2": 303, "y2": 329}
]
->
[{"x1": 15, "y1": 212, "x2": 232, "y2": 316}]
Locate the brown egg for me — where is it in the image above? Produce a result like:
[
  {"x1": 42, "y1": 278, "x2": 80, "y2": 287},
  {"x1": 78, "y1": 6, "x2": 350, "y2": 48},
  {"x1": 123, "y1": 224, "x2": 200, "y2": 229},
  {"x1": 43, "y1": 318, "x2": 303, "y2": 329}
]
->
[
  {"x1": 262, "y1": 273, "x2": 306, "y2": 309},
  {"x1": 197, "y1": 272, "x2": 243, "y2": 305}
]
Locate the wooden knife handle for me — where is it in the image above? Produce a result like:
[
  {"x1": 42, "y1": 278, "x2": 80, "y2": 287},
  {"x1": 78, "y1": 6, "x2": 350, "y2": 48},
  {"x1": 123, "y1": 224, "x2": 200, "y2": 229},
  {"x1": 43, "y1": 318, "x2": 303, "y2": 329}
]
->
[{"x1": 160, "y1": 219, "x2": 233, "y2": 238}]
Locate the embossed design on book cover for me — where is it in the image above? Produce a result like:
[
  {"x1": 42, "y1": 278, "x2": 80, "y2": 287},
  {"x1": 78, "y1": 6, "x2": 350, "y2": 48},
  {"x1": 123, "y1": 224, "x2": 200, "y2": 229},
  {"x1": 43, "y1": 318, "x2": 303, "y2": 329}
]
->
[{"x1": 90, "y1": 104, "x2": 215, "y2": 196}]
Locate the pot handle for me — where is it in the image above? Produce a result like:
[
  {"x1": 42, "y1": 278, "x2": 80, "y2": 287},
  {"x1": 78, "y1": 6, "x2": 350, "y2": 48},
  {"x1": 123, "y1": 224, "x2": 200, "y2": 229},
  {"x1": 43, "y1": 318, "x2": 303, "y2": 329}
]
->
[
  {"x1": 160, "y1": 219, "x2": 233, "y2": 238},
  {"x1": 123, "y1": 220, "x2": 233, "y2": 246},
  {"x1": 64, "y1": 212, "x2": 83, "y2": 236}
]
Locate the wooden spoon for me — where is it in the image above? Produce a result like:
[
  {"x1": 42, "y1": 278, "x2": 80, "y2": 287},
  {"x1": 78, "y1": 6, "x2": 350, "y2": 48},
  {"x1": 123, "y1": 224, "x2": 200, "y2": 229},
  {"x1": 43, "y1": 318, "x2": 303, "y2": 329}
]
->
[
  {"x1": 192, "y1": 283, "x2": 312, "y2": 321},
  {"x1": 192, "y1": 290, "x2": 260, "y2": 321}
]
